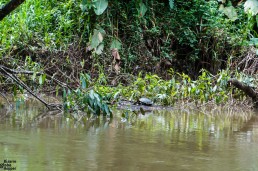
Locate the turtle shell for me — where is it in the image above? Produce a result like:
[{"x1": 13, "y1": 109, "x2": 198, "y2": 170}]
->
[{"x1": 139, "y1": 97, "x2": 153, "y2": 106}]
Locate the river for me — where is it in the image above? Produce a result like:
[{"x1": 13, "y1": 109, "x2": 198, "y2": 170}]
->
[{"x1": 0, "y1": 100, "x2": 258, "y2": 171}]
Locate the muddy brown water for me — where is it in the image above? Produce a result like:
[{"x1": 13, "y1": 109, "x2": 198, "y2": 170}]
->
[{"x1": 0, "y1": 100, "x2": 258, "y2": 171}]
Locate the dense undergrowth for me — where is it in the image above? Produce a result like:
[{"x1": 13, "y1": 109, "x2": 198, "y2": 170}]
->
[
  {"x1": 0, "y1": 0, "x2": 254, "y2": 76},
  {"x1": 1, "y1": 0, "x2": 258, "y2": 117}
]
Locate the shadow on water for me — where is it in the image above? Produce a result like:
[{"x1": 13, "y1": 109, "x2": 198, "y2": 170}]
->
[{"x1": 0, "y1": 98, "x2": 258, "y2": 171}]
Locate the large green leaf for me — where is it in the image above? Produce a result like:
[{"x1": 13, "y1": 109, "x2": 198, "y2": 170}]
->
[
  {"x1": 110, "y1": 38, "x2": 122, "y2": 50},
  {"x1": 90, "y1": 29, "x2": 105, "y2": 49},
  {"x1": 244, "y1": 0, "x2": 258, "y2": 16},
  {"x1": 80, "y1": 0, "x2": 88, "y2": 12},
  {"x1": 220, "y1": 6, "x2": 238, "y2": 21},
  {"x1": 169, "y1": 0, "x2": 174, "y2": 10},
  {"x1": 139, "y1": 2, "x2": 147, "y2": 17},
  {"x1": 39, "y1": 74, "x2": 46, "y2": 85},
  {"x1": 94, "y1": 0, "x2": 108, "y2": 15},
  {"x1": 96, "y1": 43, "x2": 104, "y2": 55},
  {"x1": 249, "y1": 38, "x2": 258, "y2": 46},
  {"x1": 80, "y1": 75, "x2": 87, "y2": 89}
]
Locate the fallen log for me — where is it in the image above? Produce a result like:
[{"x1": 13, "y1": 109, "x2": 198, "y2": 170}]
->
[{"x1": 228, "y1": 78, "x2": 258, "y2": 107}]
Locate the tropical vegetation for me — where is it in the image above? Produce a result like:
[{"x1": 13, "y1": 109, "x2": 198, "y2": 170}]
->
[{"x1": 1, "y1": 0, "x2": 258, "y2": 117}]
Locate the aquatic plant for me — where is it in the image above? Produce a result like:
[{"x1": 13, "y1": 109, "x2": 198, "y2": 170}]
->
[
  {"x1": 94, "y1": 69, "x2": 247, "y2": 107},
  {"x1": 63, "y1": 73, "x2": 112, "y2": 117}
]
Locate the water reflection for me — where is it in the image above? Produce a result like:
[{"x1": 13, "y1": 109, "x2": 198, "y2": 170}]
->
[{"x1": 0, "y1": 101, "x2": 257, "y2": 171}]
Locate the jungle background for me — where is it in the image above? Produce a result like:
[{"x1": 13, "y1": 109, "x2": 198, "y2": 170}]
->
[{"x1": 1, "y1": 0, "x2": 258, "y2": 116}]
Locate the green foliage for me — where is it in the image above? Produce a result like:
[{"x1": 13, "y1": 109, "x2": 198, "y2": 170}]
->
[
  {"x1": 169, "y1": 0, "x2": 174, "y2": 10},
  {"x1": 1, "y1": 0, "x2": 254, "y2": 77},
  {"x1": 90, "y1": 28, "x2": 106, "y2": 54},
  {"x1": 93, "y1": 0, "x2": 108, "y2": 15},
  {"x1": 38, "y1": 74, "x2": 46, "y2": 85},
  {"x1": 95, "y1": 69, "x2": 245, "y2": 106},
  {"x1": 138, "y1": 2, "x2": 147, "y2": 17},
  {"x1": 220, "y1": 5, "x2": 238, "y2": 21},
  {"x1": 110, "y1": 38, "x2": 122, "y2": 50},
  {"x1": 90, "y1": 0, "x2": 250, "y2": 75},
  {"x1": 1, "y1": 0, "x2": 257, "y2": 112},
  {"x1": 63, "y1": 73, "x2": 112, "y2": 117},
  {"x1": 0, "y1": 0, "x2": 91, "y2": 52},
  {"x1": 244, "y1": 0, "x2": 258, "y2": 16}
]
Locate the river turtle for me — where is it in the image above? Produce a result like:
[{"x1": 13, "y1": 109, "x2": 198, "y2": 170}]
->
[{"x1": 136, "y1": 97, "x2": 153, "y2": 106}]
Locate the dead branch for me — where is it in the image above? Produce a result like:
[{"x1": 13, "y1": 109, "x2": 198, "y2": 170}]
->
[
  {"x1": 0, "y1": 65, "x2": 62, "y2": 110},
  {"x1": 236, "y1": 47, "x2": 258, "y2": 75},
  {"x1": 0, "y1": 0, "x2": 25, "y2": 21},
  {"x1": 0, "y1": 65, "x2": 72, "y2": 89}
]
